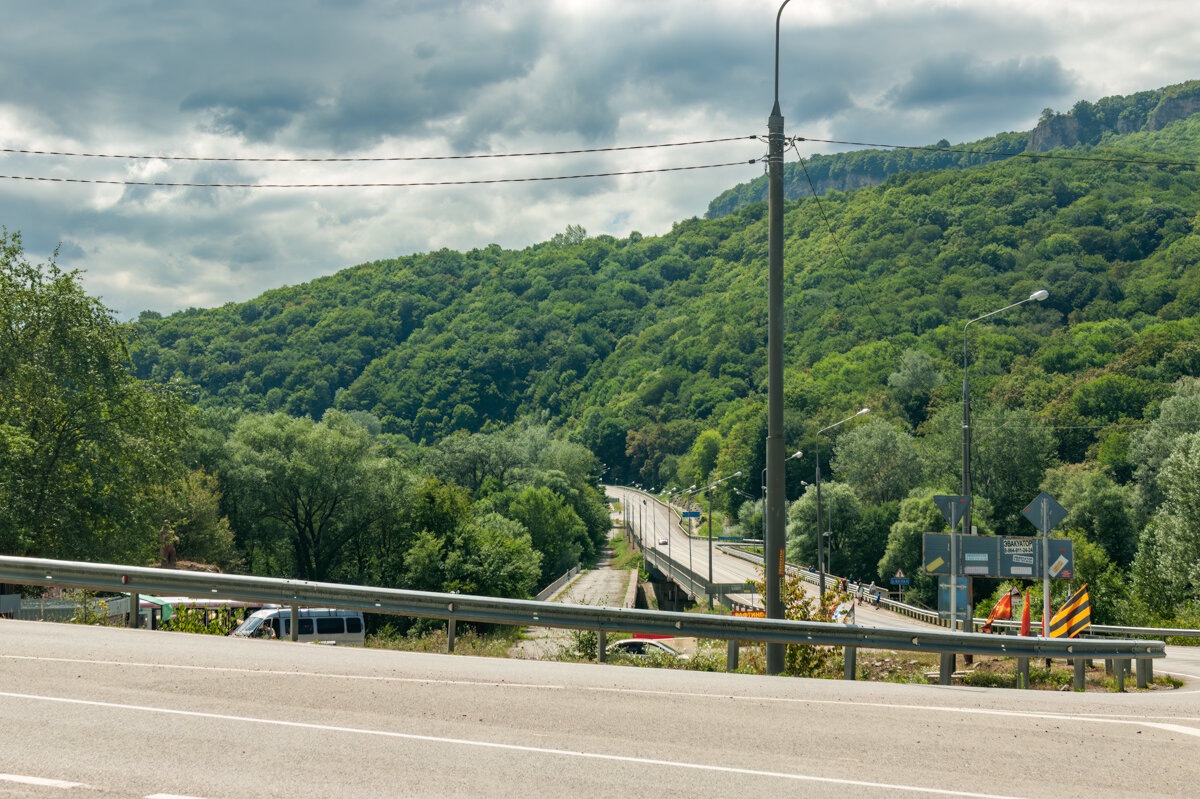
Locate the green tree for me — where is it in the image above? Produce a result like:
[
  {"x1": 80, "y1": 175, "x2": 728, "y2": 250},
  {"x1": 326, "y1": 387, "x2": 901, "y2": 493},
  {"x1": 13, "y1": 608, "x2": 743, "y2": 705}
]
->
[
  {"x1": 785, "y1": 482, "x2": 862, "y2": 573},
  {"x1": 0, "y1": 231, "x2": 191, "y2": 562},
  {"x1": 1041, "y1": 465, "x2": 1141, "y2": 567},
  {"x1": 1135, "y1": 431, "x2": 1200, "y2": 609},
  {"x1": 508, "y1": 485, "x2": 587, "y2": 584},
  {"x1": 831, "y1": 419, "x2": 925, "y2": 505},
  {"x1": 225, "y1": 409, "x2": 397, "y2": 581},
  {"x1": 887, "y1": 348, "x2": 945, "y2": 425},
  {"x1": 878, "y1": 492, "x2": 947, "y2": 607}
]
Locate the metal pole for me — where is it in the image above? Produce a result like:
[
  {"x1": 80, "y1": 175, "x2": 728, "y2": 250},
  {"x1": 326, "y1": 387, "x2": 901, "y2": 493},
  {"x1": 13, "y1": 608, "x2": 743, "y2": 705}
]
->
[
  {"x1": 764, "y1": 0, "x2": 793, "y2": 676},
  {"x1": 816, "y1": 435, "x2": 825, "y2": 600},
  {"x1": 700, "y1": 489, "x2": 710, "y2": 607},
  {"x1": 1042, "y1": 501, "x2": 1051, "y2": 633}
]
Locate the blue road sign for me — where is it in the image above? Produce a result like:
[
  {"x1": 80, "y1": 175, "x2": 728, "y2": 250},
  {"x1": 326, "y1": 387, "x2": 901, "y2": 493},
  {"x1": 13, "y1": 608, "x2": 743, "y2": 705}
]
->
[{"x1": 681, "y1": 511, "x2": 701, "y2": 518}]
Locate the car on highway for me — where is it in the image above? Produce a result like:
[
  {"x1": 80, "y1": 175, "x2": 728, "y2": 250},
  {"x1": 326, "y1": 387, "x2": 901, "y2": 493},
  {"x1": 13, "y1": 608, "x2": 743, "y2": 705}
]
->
[
  {"x1": 657, "y1": 536, "x2": 669, "y2": 546},
  {"x1": 607, "y1": 638, "x2": 684, "y2": 659}
]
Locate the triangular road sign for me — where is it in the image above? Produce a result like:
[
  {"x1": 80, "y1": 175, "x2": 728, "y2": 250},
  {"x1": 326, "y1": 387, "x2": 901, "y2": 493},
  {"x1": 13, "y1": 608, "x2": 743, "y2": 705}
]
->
[{"x1": 933, "y1": 495, "x2": 971, "y2": 531}]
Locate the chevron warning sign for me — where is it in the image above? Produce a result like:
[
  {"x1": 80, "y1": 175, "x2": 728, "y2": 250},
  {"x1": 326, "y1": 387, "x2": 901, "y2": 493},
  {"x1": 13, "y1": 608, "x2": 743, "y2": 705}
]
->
[{"x1": 1047, "y1": 584, "x2": 1091, "y2": 638}]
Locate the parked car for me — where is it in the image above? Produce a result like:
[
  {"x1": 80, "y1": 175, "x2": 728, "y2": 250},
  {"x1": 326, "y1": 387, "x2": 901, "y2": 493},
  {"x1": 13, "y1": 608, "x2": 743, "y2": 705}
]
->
[
  {"x1": 607, "y1": 638, "x2": 684, "y2": 659},
  {"x1": 230, "y1": 607, "x2": 366, "y2": 646}
]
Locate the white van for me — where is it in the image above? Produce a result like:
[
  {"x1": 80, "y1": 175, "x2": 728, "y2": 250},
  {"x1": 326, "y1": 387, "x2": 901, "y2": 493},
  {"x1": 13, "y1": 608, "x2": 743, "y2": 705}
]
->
[{"x1": 231, "y1": 607, "x2": 366, "y2": 646}]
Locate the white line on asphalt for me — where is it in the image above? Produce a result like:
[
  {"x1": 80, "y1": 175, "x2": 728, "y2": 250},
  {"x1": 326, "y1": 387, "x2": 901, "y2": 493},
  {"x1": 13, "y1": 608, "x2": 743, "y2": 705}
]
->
[
  {"x1": 0, "y1": 772, "x2": 87, "y2": 789},
  {"x1": 145, "y1": 794, "x2": 210, "y2": 798},
  {"x1": 0, "y1": 690, "x2": 1023, "y2": 799},
  {"x1": 6, "y1": 653, "x2": 1200, "y2": 731}
]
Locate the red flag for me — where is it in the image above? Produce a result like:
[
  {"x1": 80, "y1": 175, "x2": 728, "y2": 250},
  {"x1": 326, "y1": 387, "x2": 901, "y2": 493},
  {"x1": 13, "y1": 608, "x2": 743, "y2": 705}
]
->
[
  {"x1": 982, "y1": 591, "x2": 1013, "y2": 632},
  {"x1": 1020, "y1": 589, "x2": 1031, "y2": 636}
]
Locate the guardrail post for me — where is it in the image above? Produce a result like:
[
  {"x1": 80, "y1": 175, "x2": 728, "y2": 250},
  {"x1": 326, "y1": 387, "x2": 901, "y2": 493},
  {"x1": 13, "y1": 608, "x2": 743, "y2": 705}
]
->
[
  {"x1": 938, "y1": 653, "x2": 954, "y2": 685},
  {"x1": 1073, "y1": 658, "x2": 1085, "y2": 691},
  {"x1": 1114, "y1": 658, "x2": 1126, "y2": 692},
  {"x1": 597, "y1": 630, "x2": 607, "y2": 663},
  {"x1": 128, "y1": 592, "x2": 140, "y2": 628},
  {"x1": 1017, "y1": 657, "x2": 1029, "y2": 689},
  {"x1": 1136, "y1": 657, "x2": 1152, "y2": 688},
  {"x1": 447, "y1": 618, "x2": 456, "y2": 653},
  {"x1": 289, "y1": 604, "x2": 299, "y2": 642},
  {"x1": 843, "y1": 646, "x2": 856, "y2": 680},
  {"x1": 727, "y1": 639, "x2": 739, "y2": 671}
]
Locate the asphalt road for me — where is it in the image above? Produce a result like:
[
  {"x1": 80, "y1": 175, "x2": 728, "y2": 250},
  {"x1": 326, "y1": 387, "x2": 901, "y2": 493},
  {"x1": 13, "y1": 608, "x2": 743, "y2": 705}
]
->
[
  {"x1": 608, "y1": 485, "x2": 1200, "y2": 677},
  {"x1": 2, "y1": 619, "x2": 1199, "y2": 798}
]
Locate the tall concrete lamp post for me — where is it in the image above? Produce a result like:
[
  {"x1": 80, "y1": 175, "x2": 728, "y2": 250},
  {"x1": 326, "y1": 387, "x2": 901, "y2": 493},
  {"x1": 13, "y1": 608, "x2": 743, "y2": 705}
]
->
[
  {"x1": 815, "y1": 408, "x2": 869, "y2": 602},
  {"x1": 763, "y1": 0, "x2": 797, "y2": 674}
]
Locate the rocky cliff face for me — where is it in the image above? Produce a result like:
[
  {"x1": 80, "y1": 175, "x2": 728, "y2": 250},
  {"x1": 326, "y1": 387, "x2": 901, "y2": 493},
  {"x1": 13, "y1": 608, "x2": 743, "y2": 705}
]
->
[
  {"x1": 1026, "y1": 114, "x2": 1083, "y2": 153},
  {"x1": 1147, "y1": 89, "x2": 1200, "y2": 131}
]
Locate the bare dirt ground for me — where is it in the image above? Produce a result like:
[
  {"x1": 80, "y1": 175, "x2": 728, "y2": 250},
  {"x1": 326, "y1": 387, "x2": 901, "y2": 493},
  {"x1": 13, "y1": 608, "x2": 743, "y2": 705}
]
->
[{"x1": 509, "y1": 534, "x2": 636, "y2": 660}]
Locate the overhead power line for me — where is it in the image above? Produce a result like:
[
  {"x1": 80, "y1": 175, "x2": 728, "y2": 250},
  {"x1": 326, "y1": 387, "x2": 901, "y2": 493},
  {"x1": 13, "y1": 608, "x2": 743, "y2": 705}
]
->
[
  {"x1": 0, "y1": 136, "x2": 756, "y2": 163},
  {"x1": 0, "y1": 160, "x2": 758, "y2": 188},
  {"x1": 793, "y1": 135, "x2": 1200, "y2": 169}
]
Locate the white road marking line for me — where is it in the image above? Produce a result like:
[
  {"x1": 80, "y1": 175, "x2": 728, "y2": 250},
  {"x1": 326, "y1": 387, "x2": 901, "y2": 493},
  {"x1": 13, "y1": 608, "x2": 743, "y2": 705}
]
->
[
  {"x1": 145, "y1": 794, "x2": 210, "y2": 798},
  {"x1": 7, "y1": 653, "x2": 1200, "y2": 730},
  {"x1": 0, "y1": 690, "x2": 1021, "y2": 799},
  {"x1": 0, "y1": 772, "x2": 87, "y2": 788}
]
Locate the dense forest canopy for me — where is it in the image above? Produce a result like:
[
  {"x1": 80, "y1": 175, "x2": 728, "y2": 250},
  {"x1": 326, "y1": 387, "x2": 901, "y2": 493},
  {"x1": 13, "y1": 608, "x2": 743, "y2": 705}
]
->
[{"x1": 5, "y1": 81, "x2": 1200, "y2": 628}]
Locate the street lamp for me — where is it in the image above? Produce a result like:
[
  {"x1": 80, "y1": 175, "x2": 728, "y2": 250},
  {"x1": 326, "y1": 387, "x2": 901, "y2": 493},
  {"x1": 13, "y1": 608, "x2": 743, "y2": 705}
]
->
[
  {"x1": 698, "y1": 472, "x2": 742, "y2": 609},
  {"x1": 815, "y1": 408, "x2": 869, "y2": 602},
  {"x1": 763, "y1": 0, "x2": 796, "y2": 674},
  {"x1": 958, "y1": 289, "x2": 1048, "y2": 629},
  {"x1": 762, "y1": 450, "x2": 802, "y2": 541}
]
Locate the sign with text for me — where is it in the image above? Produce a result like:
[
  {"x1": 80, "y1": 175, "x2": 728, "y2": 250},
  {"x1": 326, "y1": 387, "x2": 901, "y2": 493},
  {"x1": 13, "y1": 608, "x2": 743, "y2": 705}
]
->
[
  {"x1": 681, "y1": 511, "x2": 701, "y2": 518},
  {"x1": 922, "y1": 533, "x2": 1074, "y2": 580}
]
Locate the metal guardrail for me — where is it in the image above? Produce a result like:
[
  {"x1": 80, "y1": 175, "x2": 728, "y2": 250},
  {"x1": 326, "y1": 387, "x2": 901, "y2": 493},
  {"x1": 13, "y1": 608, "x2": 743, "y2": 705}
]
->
[{"x1": 0, "y1": 555, "x2": 1165, "y2": 672}]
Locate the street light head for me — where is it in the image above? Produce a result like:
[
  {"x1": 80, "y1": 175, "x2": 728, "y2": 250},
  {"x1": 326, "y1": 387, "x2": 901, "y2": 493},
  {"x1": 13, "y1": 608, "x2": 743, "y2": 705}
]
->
[
  {"x1": 857, "y1": 408, "x2": 870, "y2": 416},
  {"x1": 733, "y1": 471, "x2": 742, "y2": 477},
  {"x1": 1030, "y1": 289, "x2": 1049, "y2": 301},
  {"x1": 788, "y1": 450, "x2": 803, "y2": 460}
]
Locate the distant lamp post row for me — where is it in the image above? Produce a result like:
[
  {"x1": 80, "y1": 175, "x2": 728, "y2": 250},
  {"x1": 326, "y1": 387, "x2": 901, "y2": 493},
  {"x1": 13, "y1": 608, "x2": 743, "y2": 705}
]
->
[{"x1": 815, "y1": 408, "x2": 869, "y2": 601}]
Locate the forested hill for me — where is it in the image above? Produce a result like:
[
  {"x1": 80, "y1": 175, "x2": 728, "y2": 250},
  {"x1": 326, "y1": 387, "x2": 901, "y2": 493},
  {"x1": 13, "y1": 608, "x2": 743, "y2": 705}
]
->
[
  {"x1": 129, "y1": 95, "x2": 1200, "y2": 527},
  {"x1": 705, "y1": 80, "x2": 1200, "y2": 218}
]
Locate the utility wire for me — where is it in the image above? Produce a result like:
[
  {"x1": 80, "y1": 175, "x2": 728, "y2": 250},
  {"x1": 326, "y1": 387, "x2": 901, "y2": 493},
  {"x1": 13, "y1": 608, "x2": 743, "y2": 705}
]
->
[
  {"x1": 788, "y1": 139, "x2": 888, "y2": 338},
  {"x1": 0, "y1": 136, "x2": 756, "y2": 163},
  {"x1": 794, "y1": 136, "x2": 1200, "y2": 169},
  {"x1": 0, "y1": 160, "x2": 757, "y2": 188}
]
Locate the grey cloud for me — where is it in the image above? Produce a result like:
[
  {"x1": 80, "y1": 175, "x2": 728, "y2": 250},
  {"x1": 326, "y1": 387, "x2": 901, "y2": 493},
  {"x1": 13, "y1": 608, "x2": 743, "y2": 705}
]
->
[
  {"x1": 887, "y1": 53, "x2": 1077, "y2": 109},
  {"x1": 181, "y1": 84, "x2": 316, "y2": 143}
]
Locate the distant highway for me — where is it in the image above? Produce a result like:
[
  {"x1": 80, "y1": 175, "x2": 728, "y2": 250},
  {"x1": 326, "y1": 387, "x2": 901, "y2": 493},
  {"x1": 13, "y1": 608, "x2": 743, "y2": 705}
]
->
[
  {"x1": 3, "y1": 620, "x2": 1200, "y2": 797},
  {"x1": 608, "y1": 485, "x2": 1200, "y2": 677}
]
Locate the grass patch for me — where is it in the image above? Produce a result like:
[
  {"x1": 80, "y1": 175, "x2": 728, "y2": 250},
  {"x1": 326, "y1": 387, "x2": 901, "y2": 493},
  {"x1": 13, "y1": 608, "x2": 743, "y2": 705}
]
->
[{"x1": 367, "y1": 624, "x2": 522, "y2": 658}]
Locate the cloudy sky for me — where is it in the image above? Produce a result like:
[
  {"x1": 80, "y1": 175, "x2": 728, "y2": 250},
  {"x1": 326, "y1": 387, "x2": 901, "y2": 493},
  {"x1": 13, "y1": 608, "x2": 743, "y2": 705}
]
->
[{"x1": 2, "y1": 0, "x2": 1198, "y2": 318}]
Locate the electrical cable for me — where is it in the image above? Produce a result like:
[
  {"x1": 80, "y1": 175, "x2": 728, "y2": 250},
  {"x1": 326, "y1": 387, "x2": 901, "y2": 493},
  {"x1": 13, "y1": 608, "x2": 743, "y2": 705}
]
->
[
  {"x1": 0, "y1": 136, "x2": 756, "y2": 163},
  {"x1": 788, "y1": 140, "x2": 888, "y2": 338},
  {"x1": 0, "y1": 159, "x2": 758, "y2": 188}
]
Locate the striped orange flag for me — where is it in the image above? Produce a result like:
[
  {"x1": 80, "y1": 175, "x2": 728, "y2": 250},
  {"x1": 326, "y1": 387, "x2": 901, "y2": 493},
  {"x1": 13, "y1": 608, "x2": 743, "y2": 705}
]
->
[{"x1": 1047, "y1": 584, "x2": 1091, "y2": 638}]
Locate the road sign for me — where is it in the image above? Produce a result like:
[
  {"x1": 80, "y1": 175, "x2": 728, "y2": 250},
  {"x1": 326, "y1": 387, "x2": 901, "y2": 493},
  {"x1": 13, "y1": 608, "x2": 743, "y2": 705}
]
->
[
  {"x1": 933, "y1": 494, "x2": 971, "y2": 530},
  {"x1": 938, "y1": 577, "x2": 969, "y2": 621},
  {"x1": 681, "y1": 511, "x2": 701, "y2": 518},
  {"x1": 1022, "y1": 491, "x2": 1067, "y2": 533},
  {"x1": 922, "y1": 532, "x2": 1074, "y2": 579},
  {"x1": 891, "y1": 576, "x2": 910, "y2": 586}
]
